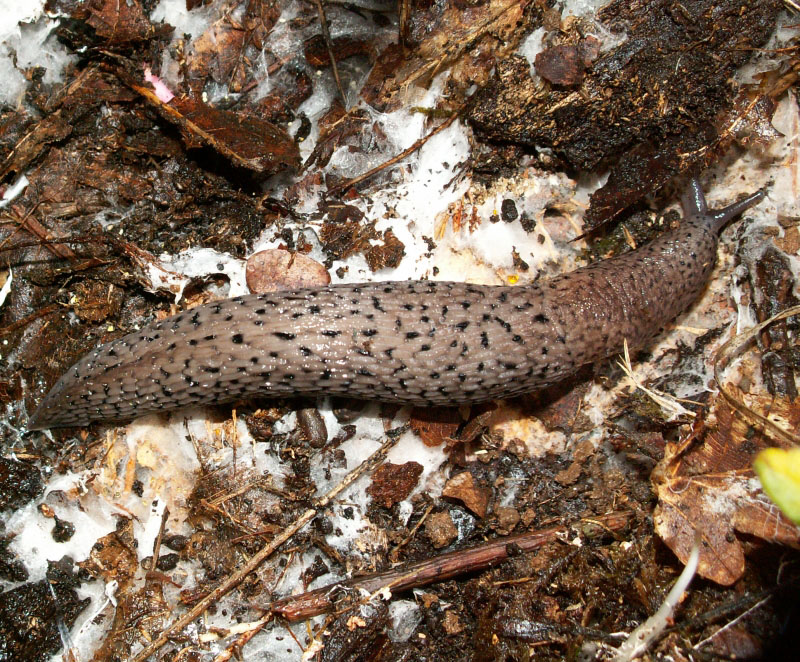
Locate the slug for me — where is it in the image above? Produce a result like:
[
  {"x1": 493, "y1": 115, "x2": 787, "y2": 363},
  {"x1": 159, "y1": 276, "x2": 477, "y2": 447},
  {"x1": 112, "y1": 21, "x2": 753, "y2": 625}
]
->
[{"x1": 28, "y1": 180, "x2": 764, "y2": 430}]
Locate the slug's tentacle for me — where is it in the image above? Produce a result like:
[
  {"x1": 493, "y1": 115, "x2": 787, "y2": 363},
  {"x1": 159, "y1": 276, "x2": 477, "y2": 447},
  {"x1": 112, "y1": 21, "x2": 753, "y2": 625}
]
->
[
  {"x1": 707, "y1": 190, "x2": 766, "y2": 234},
  {"x1": 682, "y1": 178, "x2": 708, "y2": 218},
  {"x1": 682, "y1": 176, "x2": 766, "y2": 233},
  {"x1": 28, "y1": 182, "x2": 765, "y2": 430}
]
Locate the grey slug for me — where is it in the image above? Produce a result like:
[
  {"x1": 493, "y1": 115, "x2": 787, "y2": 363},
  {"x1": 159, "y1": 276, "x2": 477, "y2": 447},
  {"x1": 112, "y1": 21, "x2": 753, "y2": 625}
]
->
[{"x1": 29, "y1": 180, "x2": 764, "y2": 429}]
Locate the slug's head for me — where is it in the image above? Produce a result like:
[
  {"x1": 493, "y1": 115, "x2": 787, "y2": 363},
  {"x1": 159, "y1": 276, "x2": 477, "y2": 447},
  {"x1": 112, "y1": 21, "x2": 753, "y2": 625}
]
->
[{"x1": 682, "y1": 178, "x2": 765, "y2": 234}]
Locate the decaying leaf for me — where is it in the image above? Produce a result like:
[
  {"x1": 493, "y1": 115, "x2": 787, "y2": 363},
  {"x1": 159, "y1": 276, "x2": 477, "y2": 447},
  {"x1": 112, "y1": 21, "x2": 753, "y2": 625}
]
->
[
  {"x1": 409, "y1": 407, "x2": 462, "y2": 447},
  {"x1": 126, "y1": 73, "x2": 300, "y2": 174},
  {"x1": 86, "y1": 0, "x2": 168, "y2": 44},
  {"x1": 654, "y1": 396, "x2": 800, "y2": 586}
]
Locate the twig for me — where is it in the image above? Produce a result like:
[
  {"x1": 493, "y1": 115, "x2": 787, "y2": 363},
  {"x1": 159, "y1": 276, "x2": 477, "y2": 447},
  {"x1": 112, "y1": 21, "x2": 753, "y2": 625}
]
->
[
  {"x1": 313, "y1": 0, "x2": 347, "y2": 106},
  {"x1": 0, "y1": 303, "x2": 61, "y2": 336},
  {"x1": 127, "y1": 426, "x2": 404, "y2": 662},
  {"x1": 389, "y1": 501, "x2": 434, "y2": 562},
  {"x1": 692, "y1": 594, "x2": 772, "y2": 651},
  {"x1": 398, "y1": 0, "x2": 411, "y2": 49},
  {"x1": 674, "y1": 586, "x2": 778, "y2": 633},
  {"x1": 148, "y1": 506, "x2": 170, "y2": 574},
  {"x1": 267, "y1": 511, "x2": 631, "y2": 622},
  {"x1": 1, "y1": 203, "x2": 83, "y2": 262},
  {"x1": 714, "y1": 304, "x2": 800, "y2": 446},
  {"x1": 327, "y1": 110, "x2": 462, "y2": 196}
]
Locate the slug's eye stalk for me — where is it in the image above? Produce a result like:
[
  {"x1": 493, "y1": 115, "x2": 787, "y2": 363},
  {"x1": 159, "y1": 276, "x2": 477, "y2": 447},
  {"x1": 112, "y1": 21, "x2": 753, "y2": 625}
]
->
[
  {"x1": 682, "y1": 177, "x2": 766, "y2": 234},
  {"x1": 681, "y1": 178, "x2": 708, "y2": 218},
  {"x1": 707, "y1": 189, "x2": 766, "y2": 234}
]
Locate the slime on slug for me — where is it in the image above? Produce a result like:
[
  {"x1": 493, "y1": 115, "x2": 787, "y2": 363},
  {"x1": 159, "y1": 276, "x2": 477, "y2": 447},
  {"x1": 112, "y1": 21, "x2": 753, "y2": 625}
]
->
[{"x1": 28, "y1": 179, "x2": 765, "y2": 430}]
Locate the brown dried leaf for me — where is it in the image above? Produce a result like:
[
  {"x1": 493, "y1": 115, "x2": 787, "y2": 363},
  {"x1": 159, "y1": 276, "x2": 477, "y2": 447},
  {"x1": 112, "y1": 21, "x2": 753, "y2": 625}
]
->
[
  {"x1": 0, "y1": 112, "x2": 72, "y2": 180},
  {"x1": 535, "y1": 44, "x2": 586, "y2": 86},
  {"x1": 443, "y1": 611, "x2": 465, "y2": 635},
  {"x1": 86, "y1": 0, "x2": 166, "y2": 44},
  {"x1": 91, "y1": 574, "x2": 170, "y2": 661},
  {"x1": 125, "y1": 75, "x2": 300, "y2": 173},
  {"x1": 171, "y1": 96, "x2": 300, "y2": 172},
  {"x1": 364, "y1": 229, "x2": 405, "y2": 272},
  {"x1": 654, "y1": 396, "x2": 800, "y2": 585},
  {"x1": 720, "y1": 93, "x2": 782, "y2": 148},
  {"x1": 410, "y1": 407, "x2": 462, "y2": 447}
]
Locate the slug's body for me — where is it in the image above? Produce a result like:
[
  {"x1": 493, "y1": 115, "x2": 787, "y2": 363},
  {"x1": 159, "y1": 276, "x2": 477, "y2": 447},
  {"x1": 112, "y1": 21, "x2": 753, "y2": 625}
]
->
[{"x1": 29, "y1": 181, "x2": 764, "y2": 429}]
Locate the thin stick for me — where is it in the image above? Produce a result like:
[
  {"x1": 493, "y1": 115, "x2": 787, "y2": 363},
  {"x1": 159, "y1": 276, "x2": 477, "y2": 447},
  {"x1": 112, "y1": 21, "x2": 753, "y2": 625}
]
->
[
  {"x1": 127, "y1": 428, "x2": 405, "y2": 662},
  {"x1": 0, "y1": 303, "x2": 60, "y2": 336},
  {"x1": 268, "y1": 511, "x2": 631, "y2": 622},
  {"x1": 389, "y1": 501, "x2": 434, "y2": 562},
  {"x1": 313, "y1": 0, "x2": 347, "y2": 106},
  {"x1": 714, "y1": 304, "x2": 800, "y2": 446},
  {"x1": 1, "y1": 203, "x2": 81, "y2": 262},
  {"x1": 692, "y1": 595, "x2": 772, "y2": 651},
  {"x1": 327, "y1": 110, "x2": 461, "y2": 195},
  {"x1": 148, "y1": 506, "x2": 170, "y2": 574}
]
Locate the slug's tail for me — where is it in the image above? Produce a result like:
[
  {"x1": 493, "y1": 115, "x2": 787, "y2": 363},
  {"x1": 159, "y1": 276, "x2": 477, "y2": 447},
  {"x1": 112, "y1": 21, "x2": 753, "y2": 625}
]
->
[{"x1": 682, "y1": 178, "x2": 766, "y2": 233}]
